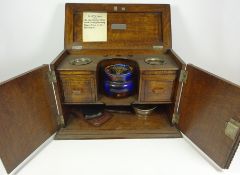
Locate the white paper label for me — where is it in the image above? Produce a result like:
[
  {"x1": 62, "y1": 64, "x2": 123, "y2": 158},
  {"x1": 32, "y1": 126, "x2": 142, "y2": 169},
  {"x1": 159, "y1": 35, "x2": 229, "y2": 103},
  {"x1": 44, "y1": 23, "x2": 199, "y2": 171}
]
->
[{"x1": 82, "y1": 12, "x2": 107, "y2": 42}]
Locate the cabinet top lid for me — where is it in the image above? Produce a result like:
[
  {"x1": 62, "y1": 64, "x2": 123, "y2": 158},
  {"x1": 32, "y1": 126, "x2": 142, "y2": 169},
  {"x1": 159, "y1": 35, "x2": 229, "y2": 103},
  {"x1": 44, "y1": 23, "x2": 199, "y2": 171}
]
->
[{"x1": 64, "y1": 3, "x2": 172, "y2": 50}]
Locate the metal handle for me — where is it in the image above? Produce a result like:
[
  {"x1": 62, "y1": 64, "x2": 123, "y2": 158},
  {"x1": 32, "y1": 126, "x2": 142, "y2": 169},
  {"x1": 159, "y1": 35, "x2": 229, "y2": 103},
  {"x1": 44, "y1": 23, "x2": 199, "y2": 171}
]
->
[
  {"x1": 152, "y1": 87, "x2": 164, "y2": 93},
  {"x1": 72, "y1": 89, "x2": 82, "y2": 95}
]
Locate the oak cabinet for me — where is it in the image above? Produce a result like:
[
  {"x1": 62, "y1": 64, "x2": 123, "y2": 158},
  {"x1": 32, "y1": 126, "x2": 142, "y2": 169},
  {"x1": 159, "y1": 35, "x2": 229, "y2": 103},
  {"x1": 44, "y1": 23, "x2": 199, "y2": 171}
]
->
[{"x1": 0, "y1": 3, "x2": 239, "y2": 174}]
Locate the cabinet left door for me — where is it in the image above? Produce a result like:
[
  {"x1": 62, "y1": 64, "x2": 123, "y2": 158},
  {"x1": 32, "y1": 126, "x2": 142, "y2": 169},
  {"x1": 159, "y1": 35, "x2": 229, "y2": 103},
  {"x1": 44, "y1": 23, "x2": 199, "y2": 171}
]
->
[{"x1": 0, "y1": 65, "x2": 59, "y2": 173}]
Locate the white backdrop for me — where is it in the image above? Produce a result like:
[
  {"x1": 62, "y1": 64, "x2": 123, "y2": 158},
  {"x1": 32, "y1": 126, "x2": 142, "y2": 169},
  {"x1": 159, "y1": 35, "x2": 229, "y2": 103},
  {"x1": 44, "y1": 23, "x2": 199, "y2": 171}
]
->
[{"x1": 0, "y1": 0, "x2": 240, "y2": 175}]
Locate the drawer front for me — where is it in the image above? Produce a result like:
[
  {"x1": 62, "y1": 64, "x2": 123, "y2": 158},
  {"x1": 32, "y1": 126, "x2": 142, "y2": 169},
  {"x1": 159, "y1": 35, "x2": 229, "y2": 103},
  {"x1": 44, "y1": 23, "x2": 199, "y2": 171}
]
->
[
  {"x1": 141, "y1": 80, "x2": 174, "y2": 102},
  {"x1": 60, "y1": 75, "x2": 96, "y2": 103},
  {"x1": 142, "y1": 70, "x2": 176, "y2": 75},
  {"x1": 140, "y1": 74, "x2": 176, "y2": 102}
]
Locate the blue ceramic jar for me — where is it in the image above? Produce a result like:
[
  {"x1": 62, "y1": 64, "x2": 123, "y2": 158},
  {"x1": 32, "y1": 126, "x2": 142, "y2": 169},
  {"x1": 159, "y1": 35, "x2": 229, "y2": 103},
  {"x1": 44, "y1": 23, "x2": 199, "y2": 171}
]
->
[
  {"x1": 103, "y1": 64, "x2": 135, "y2": 98},
  {"x1": 103, "y1": 80, "x2": 134, "y2": 98},
  {"x1": 104, "y1": 64, "x2": 133, "y2": 82}
]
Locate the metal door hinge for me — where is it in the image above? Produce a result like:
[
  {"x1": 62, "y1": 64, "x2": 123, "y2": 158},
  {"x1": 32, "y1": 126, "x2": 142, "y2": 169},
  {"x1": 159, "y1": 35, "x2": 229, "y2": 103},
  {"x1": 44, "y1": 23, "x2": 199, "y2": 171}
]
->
[
  {"x1": 48, "y1": 71, "x2": 57, "y2": 83},
  {"x1": 72, "y1": 45, "x2": 83, "y2": 50},
  {"x1": 153, "y1": 45, "x2": 164, "y2": 49},
  {"x1": 57, "y1": 115, "x2": 65, "y2": 127},
  {"x1": 172, "y1": 113, "x2": 180, "y2": 124},
  {"x1": 225, "y1": 118, "x2": 240, "y2": 140},
  {"x1": 59, "y1": 115, "x2": 65, "y2": 126},
  {"x1": 179, "y1": 70, "x2": 188, "y2": 83}
]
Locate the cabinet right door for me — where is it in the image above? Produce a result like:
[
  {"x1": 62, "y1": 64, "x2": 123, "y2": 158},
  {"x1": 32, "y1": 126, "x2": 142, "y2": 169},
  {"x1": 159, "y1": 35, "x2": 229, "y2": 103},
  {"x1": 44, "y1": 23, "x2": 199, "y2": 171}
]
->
[{"x1": 178, "y1": 64, "x2": 240, "y2": 169}]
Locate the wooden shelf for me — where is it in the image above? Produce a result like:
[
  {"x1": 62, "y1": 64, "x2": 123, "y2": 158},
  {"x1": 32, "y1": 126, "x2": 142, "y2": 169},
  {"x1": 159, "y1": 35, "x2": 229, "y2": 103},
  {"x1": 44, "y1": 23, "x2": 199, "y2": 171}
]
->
[
  {"x1": 63, "y1": 99, "x2": 174, "y2": 105},
  {"x1": 63, "y1": 102, "x2": 104, "y2": 105},
  {"x1": 98, "y1": 95, "x2": 137, "y2": 106},
  {"x1": 133, "y1": 101, "x2": 173, "y2": 104},
  {"x1": 63, "y1": 95, "x2": 137, "y2": 106},
  {"x1": 55, "y1": 108, "x2": 181, "y2": 139}
]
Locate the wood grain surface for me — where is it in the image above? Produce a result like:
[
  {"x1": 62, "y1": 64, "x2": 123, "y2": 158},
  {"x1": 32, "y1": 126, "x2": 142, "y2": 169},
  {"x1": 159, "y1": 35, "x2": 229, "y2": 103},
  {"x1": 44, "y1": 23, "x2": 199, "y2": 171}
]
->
[
  {"x1": 56, "y1": 49, "x2": 179, "y2": 104},
  {"x1": 178, "y1": 64, "x2": 240, "y2": 169},
  {"x1": 0, "y1": 65, "x2": 58, "y2": 173},
  {"x1": 64, "y1": 3, "x2": 171, "y2": 50},
  {"x1": 55, "y1": 107, "x2": 181, "y2": 139},
  {"x1": 59, "y1": 73, "x2": 96, "y2": 103}
]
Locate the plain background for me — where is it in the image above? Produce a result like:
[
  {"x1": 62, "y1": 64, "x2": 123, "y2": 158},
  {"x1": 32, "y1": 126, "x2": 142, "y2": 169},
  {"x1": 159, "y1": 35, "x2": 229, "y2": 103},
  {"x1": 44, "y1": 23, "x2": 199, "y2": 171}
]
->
[{"x1": 0, "y1": 0, "x2": 240, "y2": 175}]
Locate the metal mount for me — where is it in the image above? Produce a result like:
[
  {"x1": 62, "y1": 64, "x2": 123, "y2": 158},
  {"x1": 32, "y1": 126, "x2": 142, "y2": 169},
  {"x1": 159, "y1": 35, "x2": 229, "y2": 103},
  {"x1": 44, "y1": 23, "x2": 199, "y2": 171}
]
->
[
  {"x1": 72, "y1": 45, "x2": 83, "y2": 50},
  {"x1": 225, "y1": 118, "x2": 240, "y2": 140},
  {"x1": 48, "y1": 71, "x2": 57, "y2": 83},
  {"x1": 58, "y1": 115, "x2": 65, "y2": 127},
  {"x1": 172, "y1": 113, "x2": 180, "y2": 124},
  {"x1": 153, "y1": 45, "x2": 164, "y2": 49},
  {"x1": 179, "y1": 70, "x2": 188, "y2": 83}
]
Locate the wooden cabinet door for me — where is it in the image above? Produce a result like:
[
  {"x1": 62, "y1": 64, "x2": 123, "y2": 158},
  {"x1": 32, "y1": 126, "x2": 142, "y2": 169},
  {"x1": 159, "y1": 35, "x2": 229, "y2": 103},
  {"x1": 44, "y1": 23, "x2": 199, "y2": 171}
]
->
[
  {"x1": 0, "y1": 65, "x2": 58, "y2": 173},
  {"x1": 178, "y1": 64, "x2": 240, "y2": 169}
]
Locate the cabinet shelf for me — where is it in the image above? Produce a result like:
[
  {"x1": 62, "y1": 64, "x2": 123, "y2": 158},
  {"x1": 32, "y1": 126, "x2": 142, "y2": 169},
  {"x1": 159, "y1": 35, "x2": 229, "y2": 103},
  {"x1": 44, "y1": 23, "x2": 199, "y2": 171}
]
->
[
  {"x1": 63, "y1": 95, "x2": 174, "y2": 106},
  {"x1": 98, "y1": 95, "x2": 137, "y2": 106},
  {"x1": 55, "y1": 108, "x2": 181, "y2": 140}
]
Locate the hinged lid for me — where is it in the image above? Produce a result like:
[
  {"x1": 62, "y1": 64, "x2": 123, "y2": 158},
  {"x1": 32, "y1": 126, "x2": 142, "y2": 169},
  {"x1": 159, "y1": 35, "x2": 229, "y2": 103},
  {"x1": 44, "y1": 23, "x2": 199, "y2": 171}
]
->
[
  {"x1": 65, "y1": 3, "x2": 172, "y2": 50},
  {"x1": 0, "y1": 65, "x2": 58, "y2": 173},
  {"x1": 178, "y1": 64, "x2": 240, "y2": 169}
]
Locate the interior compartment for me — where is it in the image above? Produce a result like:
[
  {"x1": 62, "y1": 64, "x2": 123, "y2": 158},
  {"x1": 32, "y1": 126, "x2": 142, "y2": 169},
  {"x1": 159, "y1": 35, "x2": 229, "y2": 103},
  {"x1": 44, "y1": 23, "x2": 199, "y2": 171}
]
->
[
  {"x1": 55, "y1": 49, "x2": 182, "y2": 139},
  {"x1": 55, "y1": 104, "x2": 181, "y2": 139},
  {"x1": 56, "y1": 51, "x2": 180, "y2": 106}
]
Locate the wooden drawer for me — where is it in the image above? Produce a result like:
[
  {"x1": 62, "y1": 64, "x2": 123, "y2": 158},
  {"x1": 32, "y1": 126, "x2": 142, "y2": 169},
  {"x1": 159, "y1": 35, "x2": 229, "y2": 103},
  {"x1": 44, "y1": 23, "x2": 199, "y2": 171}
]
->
[
  {"x1": 142, "y1": 70, "x2": 176, "y2": 75},
  {"x1": 140, "y1": 74, "x2": 176, "y2": 102},
  {"x1": 60, "y1": 74, "x2": 96, "y2": 103}
]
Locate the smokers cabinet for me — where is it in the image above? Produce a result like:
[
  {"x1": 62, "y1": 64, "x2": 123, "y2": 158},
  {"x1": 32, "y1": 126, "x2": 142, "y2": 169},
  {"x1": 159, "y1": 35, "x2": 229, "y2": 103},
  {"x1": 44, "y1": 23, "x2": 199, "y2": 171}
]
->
[{"x1": 0, "y1": 3, "x2": 240, "y2": 174}]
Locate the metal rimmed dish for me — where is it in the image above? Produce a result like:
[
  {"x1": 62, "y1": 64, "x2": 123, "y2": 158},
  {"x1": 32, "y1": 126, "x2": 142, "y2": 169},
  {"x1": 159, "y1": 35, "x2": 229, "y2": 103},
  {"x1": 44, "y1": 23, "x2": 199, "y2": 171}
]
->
[
  {"x1": 144, "y1": 57, "x2": 166, "y2": 65},
  {"x1": 69, "y1": 57, "x2": 92, "y2": 66},
  {"x1": 132, "y1": 104, "x2": 158, "y2": 117}
]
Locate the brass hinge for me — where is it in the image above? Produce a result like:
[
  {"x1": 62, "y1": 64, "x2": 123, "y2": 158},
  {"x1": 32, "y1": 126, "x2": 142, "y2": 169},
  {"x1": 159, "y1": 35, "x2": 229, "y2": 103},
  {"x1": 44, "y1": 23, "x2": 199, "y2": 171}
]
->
[
  {"x1": 179, "y1": 70, "x2": 188, "y2": 83},
  {"x1": 59, "y1": 115, "x2": 65, "y2": 126},
  {"x1": 172, "y1": 113, "x2": 180, "y2": 124},
  {"x1": 72, "y1": 45, "x2": 83, "y2": 50},
  {"x1": 57, "y1": 115, "x2": 65, "y2": 127},
  {"x1": 225, "y1": 118, "x2": 240, "y2": 140},
  {"x1": 153, "y1": 45, "x2": 164, "y2": 49},
  {"x1": 48, "y1": 71, "x2": 57, "y2": 83}
]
